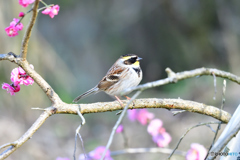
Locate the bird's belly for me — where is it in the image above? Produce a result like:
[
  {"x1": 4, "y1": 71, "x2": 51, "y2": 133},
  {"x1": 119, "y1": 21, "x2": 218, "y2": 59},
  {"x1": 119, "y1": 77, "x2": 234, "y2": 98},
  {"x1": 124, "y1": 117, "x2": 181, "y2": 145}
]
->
[{"x1": 105, "y1": 74, "x2": 142, "y2": 96}]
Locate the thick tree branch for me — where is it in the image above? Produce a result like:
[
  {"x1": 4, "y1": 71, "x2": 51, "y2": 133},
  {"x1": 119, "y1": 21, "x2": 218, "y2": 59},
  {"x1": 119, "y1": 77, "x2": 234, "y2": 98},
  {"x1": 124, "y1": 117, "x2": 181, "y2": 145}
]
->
[
  {"x1": 18, "y1": 60, "x2": 62, "y2": 104},
  {"x1": 20, "y1": 0, "x2": 39, "y2": 59},
  {"x1": 0, "y1": 98, "x2": 231, "y2": 159},
  {"x1": 57, "y1": 99, "x2": 231, "y2": 123}
]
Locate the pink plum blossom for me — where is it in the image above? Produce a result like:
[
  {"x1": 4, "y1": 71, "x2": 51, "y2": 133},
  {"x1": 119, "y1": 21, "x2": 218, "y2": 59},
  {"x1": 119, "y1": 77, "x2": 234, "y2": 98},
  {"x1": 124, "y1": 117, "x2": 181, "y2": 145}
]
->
[
  {"x1": 79, "y1": 146, "x2": 113, "y2": 160},
  {"x1": 19, "y1": 12, "x2": 25, "y2": 17},
  {"x1": 10, "y1": 18, "x2": 24, "y2": 31},
  {"x1": 42, "y1": 5, "x2": 60, "y2": 18},
  {"x1": 127, "y1": 109, "x2": 138, "y2": 121},
  {"x1": 19, "y1": 0, "x2": 35, "y2": 7},
  {"x1": 42, "y1": 7, "x2": 51, "y2": 15},
  {"x1": 11, "y1": 65, "x2": 34, "y2": 86},
  {"x1": 186, "y1": 143, "x2": 207, "y2": 160},
  {"x1": 116, "y1": 124, "x2": 124, "y2": 133},
  {"x1": 152, "y1": 128, "x2": 171, "y2": 147},
  {"x1": 137, "y1": 109, "x2": 154, "y2": 125},
  {"x1": 5, "y1": 26, "x2": 19, "y2": 37},
  {"x1": 2, "y1": 83, "x2": 20, "y2": 95},
  {"x1": 147, "y1": 119, "x2": 163, "y2": 136},
  {"x1": 5, "y1": 18, "x2": 23, "y2": 37}
]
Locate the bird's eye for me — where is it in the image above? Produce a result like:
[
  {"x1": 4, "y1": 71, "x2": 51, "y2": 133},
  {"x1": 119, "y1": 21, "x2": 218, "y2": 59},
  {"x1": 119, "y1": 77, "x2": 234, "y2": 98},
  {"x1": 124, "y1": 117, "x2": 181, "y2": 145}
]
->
[{"x1": 128, "y1": 57, "x2": 137, "y2": 64}]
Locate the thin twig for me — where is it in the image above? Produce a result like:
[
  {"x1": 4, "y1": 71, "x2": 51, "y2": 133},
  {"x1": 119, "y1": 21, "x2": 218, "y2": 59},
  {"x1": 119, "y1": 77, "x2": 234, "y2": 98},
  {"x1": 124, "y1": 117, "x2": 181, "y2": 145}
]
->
[
  {"x1": 31, "y1": 107, "x2": 48, "y2": 111},
  {"x1": 212, "y1": 72, "x2": 217, "y2": 100},
  {"x1": 111, "y1": 147, "x2": 186, "y2": 157},
  {"x1": 38, "y1": 4, "x2": 54, "y2": 12},
  {"x1": 73, "y1": 105, "x2": 86, "y2": 160},
  {"x1": 74, "y1": 124, "x2": 86, "y2": 160},
  {"x1": 121, "y1": 129, "x2": 129, "y2": 148},
  {"x1": 205, "y1": 80, "x2": 227, "y2": 159},
  {"x1": 172, "y1": 110, "x2": 186, "y2": 116},
  {"x1": 167, "y1": 121, "x2": 221, "y2": 159},
  {"x1": 100, "y1": 91, "x2": 142, "y2": 160},
  {"x1": 0, "y1": 142, "x2": 17, "y2": 151},
  {"x1": 205, "y1": 124, "x2": 216, "y2": 133},
  {"x1": 0, "y1": 52, "x2": 19, "y2": 62},
  {"x1": 20, "y1": 0, "x2": 40, "y2": 59},
  {"x1": 15, "y1": 8, "x2": 33, "y2": 26}
]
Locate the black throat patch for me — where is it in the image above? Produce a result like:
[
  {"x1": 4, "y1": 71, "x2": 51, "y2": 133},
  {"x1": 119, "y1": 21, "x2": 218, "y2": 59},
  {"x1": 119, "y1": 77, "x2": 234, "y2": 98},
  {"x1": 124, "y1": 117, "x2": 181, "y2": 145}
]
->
[{"x1": 133, "y1": 68, "x2": 141, "y2": 77}]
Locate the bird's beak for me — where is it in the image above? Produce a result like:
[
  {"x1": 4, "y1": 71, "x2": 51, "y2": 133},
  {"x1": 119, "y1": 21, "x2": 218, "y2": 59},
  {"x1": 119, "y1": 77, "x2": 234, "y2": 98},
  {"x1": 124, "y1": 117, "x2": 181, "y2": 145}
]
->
[{"x1": 137, "y1": 57, "x2": 142, "y2": 61}]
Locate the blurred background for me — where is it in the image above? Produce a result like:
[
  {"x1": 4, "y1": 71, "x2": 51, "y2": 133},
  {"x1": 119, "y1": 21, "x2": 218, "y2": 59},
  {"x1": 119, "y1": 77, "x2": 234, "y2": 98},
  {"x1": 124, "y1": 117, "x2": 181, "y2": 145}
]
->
[{"x1": 0, "y1": 0, "x2": 240, "y2": 159}]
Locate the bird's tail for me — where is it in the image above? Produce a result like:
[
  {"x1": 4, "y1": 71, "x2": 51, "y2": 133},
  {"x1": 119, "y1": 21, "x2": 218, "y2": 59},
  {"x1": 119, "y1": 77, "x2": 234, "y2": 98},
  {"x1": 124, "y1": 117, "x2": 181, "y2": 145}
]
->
[{"x1": 73, "y1": 86, "x2": 100, "y2": 102}]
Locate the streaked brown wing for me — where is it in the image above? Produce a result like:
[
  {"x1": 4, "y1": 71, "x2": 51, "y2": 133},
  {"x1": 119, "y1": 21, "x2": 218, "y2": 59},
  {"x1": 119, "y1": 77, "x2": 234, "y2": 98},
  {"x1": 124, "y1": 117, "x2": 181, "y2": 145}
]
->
[
  {"x1": 97, "y1": 65, "x2": 125, "y2": 90},
  {"x1": 106, "y1": 64, "x2": 125, "y2": 75}
]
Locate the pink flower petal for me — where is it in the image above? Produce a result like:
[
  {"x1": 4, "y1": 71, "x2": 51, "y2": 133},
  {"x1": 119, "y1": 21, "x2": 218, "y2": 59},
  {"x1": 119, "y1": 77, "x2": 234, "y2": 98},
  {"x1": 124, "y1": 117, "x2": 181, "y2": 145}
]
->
[
  {"x1": 42, "y1": 5, "x2": 60, "y2": 18},
  {"x1": 2, "y1": 83, "x2": 20, "y2": 95},
  {"x1": 42, "y1": 7, "x2": 51, "y2": 14},
  {"x1": 5, "y1": 18, "x2": 23, "y2": 37},
  {"x1": 12, "y1": 18, "x2": 24, "y2": 31},
  {"x1": 49, "y1": 5, "x2": 60, "y2": 18},
  {"x1": 79, "y1": 146, "x2": 113, "y2": 160},
  {"x1": 5, "y1": 26, "x2": 18, "y2": 37},
  {"x1": 137, "y1": 109, "x2": 154, "y2": 125},
  {"x1": 116, "y1": 124, "x2": 124, "y2": 133},
  {"x1": 152, "y1": 131, "x2": 171, "y2": 148},
  {"x1": 19, "y1": 0, "x2": 35, "y2": 7},
  {"x1": 186, "y1": 143, "x2": 207, "y2": 160},
  {"x1": 147, "y1": 119, "x2": 163, "y2": 136},
  {"x1": 19, "y1": 12, "x2": 25, "y2": 17},
  {"x1": 10, "y1": 66, "x2": 34, "y2": 86},
  {"x1": 127, "y1": 109, "x2": 138, "y2": 121}
]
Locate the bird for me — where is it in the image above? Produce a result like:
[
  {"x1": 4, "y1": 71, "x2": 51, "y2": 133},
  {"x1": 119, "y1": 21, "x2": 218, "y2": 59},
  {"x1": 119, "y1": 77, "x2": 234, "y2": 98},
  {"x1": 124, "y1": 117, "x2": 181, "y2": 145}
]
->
[{"x1": 73, "y1": 54, "x2": 143, "y2": 105}]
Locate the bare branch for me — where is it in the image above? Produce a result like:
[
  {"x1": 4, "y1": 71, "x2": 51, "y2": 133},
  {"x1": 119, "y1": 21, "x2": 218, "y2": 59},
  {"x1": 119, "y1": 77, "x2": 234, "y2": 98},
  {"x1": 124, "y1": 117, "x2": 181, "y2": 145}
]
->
[
  {"x1": 58, "y1": 99, "x2": 231, "y2": 123},
  {"x1": 0, "y1": 142, "x2": 17, "y2": 150},
  {"x1": 212, "y1": 73, "x2": 217, "y2": 100},
  {"x1": 206, "y1": 105, "x2": 240, "y2": 160},
  {"x1": 205, "y1": 80, "x2": 227, "y2": 159},
  {"x1": 100, "y1": 91, "x2": 142, "y2": 160},
  {"x1": 168, "y1": 121, "x2": 221, "y2": 160},
  {"x1": 74, "y1": 124, "x2": 86, "y2": 160},
  {"x1": 122, "y1": 67, "x2": 240, "y2": 95},
  {"x1": 0, "y1": 107, "x2": 55, "y2": 160},
  {"x1": 73, "y1": 105, "x2": 86, "y2": 160},
  {"x1": 20, "y1": 0, "x2": 40, "y2": 59},
  {"x1": 0, "y1": 52, "x2": 19, "y2": 62},
  {"x1": 172, "y1": 110, "x2": 186, "y2": 116},
  {"x1": 110, "y1": 147, "x2": 186, "y2": 157}
]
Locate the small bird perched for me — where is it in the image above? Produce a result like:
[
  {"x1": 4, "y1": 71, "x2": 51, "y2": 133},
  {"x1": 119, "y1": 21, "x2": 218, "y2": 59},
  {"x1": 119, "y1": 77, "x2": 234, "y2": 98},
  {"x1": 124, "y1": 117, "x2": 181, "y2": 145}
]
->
[{"x1": 73, "y1": 54, "x2": 143, "y2": 105}]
